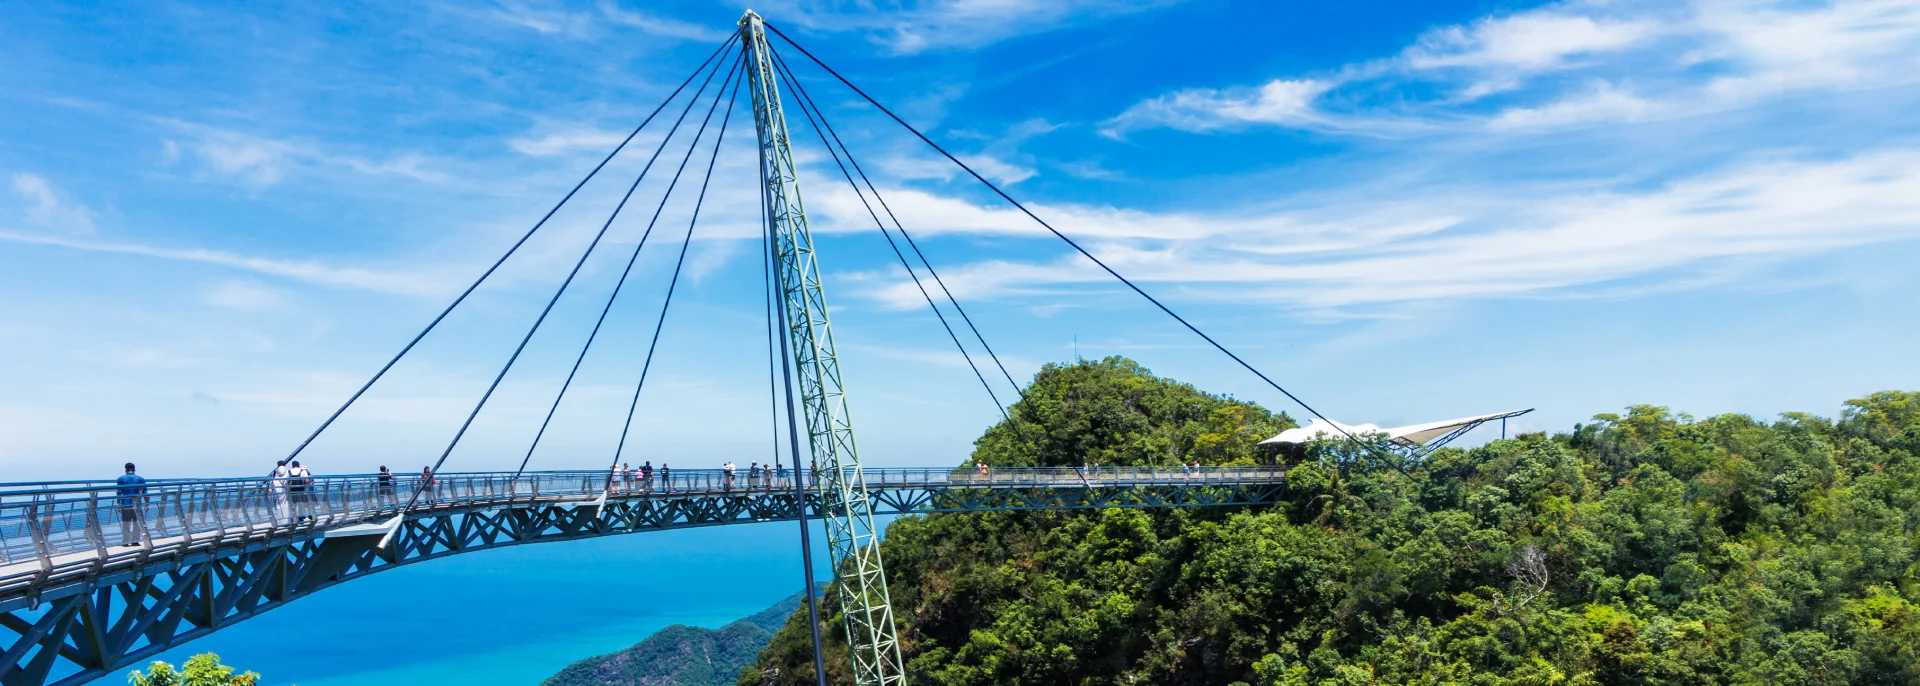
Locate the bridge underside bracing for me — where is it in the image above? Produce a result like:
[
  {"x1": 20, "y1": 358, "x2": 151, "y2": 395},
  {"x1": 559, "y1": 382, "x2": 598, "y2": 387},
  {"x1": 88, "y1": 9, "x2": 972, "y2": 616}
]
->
[{"x1": 2, "y1": 475, "x2": 1284, "y2": 686}]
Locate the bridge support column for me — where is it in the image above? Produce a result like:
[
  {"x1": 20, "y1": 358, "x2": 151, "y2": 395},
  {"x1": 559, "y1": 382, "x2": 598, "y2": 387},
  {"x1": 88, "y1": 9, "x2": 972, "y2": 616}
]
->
[{"x1": 739, "y1": 11, "x2": 906, "y2": 686}]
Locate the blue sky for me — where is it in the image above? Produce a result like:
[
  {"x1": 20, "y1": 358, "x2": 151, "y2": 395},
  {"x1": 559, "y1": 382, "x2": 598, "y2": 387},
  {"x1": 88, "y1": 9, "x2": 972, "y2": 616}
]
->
[{"x1": 4, "y1": 0, "x2": 1920, "y2": 481}]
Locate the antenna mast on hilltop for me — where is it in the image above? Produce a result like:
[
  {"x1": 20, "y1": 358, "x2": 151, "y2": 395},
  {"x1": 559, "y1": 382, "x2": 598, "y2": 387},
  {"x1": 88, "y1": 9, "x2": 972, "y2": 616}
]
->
[{"x1": 739, "y1": 10, "x2": 906, "y2": 686}]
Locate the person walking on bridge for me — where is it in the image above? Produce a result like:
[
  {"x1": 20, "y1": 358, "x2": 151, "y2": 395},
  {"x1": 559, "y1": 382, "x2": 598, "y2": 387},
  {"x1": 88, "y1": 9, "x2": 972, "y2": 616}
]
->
[
  {"x1": 289, "y1": 460, "x2": 313, "y2": 524},
  {"x1": 115, "y1": 462, "x2": 147, "y2": 547},
  {"x1": 270, "y1": 460, "x2": 292, "y2": 525},
  {"x1": 723, "y1": 461, "x2": 736, "y2": 490},
  {"x1": 419, "y1": 466, "x2": 437, "y2": 504},
  {"x1": 640, "y1": 461, "x2": 653, "y2": 494},
  {"x1": 659, "y1": 463, "x2": 671, "y2": 492},
  {"x1": 748, "y1": 461, "x2": 760, "y2": 489},
  {"x1": 377, "y1": 466, "x2": 395, "y2": 507}
]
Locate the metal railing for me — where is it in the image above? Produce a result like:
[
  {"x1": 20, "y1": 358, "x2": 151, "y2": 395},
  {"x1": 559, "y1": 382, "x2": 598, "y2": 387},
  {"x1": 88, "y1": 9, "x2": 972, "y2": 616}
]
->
[{"x1": 0, "y1": 465, "x2": 1286, "y2": 579}]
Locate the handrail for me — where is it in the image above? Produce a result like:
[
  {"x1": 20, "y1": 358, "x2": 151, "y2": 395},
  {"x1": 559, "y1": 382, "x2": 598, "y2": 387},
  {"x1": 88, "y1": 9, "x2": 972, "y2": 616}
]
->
[{"x1": 0, "y1": 466, "x2": 1287, "y2": 574}]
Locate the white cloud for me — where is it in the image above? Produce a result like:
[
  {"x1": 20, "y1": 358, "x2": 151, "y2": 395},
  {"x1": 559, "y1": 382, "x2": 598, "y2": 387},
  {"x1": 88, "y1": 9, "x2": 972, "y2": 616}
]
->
[
  {"x1": 0, "y1": 229, "x2": 452, "y2": 295},
  {"x1": 193, "y1": 135, "x2": 292, "y2": 185},
  {"x1": 343, "y1": 154, "x2": 445, "y2": 183},
  {"x1": 488, "y1": 1, "x2": 595, "y2": 37},
  {"x1": 1101, "y1": 79, "x2": 1333, "y2": 137},
  {"x1": 161, "y1": 122, "x2": 445, "y2": 186},
  {"x1": 955, "y1": 154, "x2": 1036, "y2": 185},
  {"x1": 1105, "y1": 0, "x2": 1920, "y2": 135},
  {"x1": 1696, "y1": 0, "x2": 1920, "y2": 99},
  {"x1": 10, "y1": 173, "x2": 95, "y2": 234},
  {"x1": 764, "y1": 0, "x2": 1182, "y2": 54},
  {"x1": 203, "y1": 280, "x2": 289, "y2": 311},
  {"x1": 599, "y1": 2, "x2": 732, "y2": 41},
  {"x1": 508, "y1": 127, "x2": 631, "y2": 157},
  {"x1": 1404, "y1": 13, "x2": 1653, "y2": 71},
  {"x1": 1488, "y1": 82, "x2": 1655, "y2": 130},
  {"x1": 868, "y1": 120, "x2": 1058, "y2": 185},
  {"x1": 685, "y1": 236, "x2": 739, "y2": 283},
  {"x1": 482, "y1": 1, "x2": 734, "y2": 41},
  {"x1": 852, "y1": 150, "x2": 1920, "y2": 310}
]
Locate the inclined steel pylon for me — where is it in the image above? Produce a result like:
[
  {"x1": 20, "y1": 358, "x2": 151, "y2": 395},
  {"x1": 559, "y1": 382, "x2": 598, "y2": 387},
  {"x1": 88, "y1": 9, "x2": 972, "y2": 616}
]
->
[{"x1": 739, "y1": 11, "x2": 906, "y2": 686}]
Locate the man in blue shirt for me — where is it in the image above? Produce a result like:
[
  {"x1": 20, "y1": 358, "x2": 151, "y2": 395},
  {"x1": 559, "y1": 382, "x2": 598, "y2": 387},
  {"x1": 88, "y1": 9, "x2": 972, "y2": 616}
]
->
[{"x1": 115, "y1": 462, "x2": 147, "y2": 547}]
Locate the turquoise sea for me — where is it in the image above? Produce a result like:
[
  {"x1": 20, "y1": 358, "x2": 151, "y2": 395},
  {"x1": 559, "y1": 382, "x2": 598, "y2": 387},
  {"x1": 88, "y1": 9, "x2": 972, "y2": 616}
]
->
[{"x1": 147, "y1": 520, "x2": 843, "y2": 685}]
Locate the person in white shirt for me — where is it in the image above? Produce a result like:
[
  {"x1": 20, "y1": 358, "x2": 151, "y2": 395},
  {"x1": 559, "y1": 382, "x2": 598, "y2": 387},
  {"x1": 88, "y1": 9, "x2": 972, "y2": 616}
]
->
[
  {"x1": 270, "y1": 460, "x2": 292, "y2": 524},
  {"x1": 723, "y1": 461, "x2": 735, "y2": 490},
  {"x1": 288, "y1": 461, "x2": 314, "y2": 523}
]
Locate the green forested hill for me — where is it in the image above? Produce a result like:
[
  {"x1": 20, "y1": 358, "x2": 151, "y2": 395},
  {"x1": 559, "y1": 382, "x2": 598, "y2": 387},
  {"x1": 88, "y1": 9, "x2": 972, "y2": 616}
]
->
[
  {"x1": 545, "y1": 593, "x2": 805, "y2": 686},
  {"x1": 740, "y1": 357, "x2": 1920, "y2": 685}
]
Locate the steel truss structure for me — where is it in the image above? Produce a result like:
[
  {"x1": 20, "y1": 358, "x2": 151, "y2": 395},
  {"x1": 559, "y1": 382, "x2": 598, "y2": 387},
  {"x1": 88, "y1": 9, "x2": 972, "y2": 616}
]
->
[
  {"x1": 1, "y1": 467, "x2": 1286, "y2": 685},
  {"x1": 737, "y1": 10, "x2": 904, "y2": 686}
]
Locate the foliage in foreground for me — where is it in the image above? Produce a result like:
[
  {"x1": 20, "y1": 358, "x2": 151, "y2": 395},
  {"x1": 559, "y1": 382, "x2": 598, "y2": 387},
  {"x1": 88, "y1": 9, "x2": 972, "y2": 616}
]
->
[
  {"x1": 742, "y1": 357, "x2": 1920, "y2": 685},
  {"x1": 126, "y1": 652, "x2": 260, "y2": 686}
]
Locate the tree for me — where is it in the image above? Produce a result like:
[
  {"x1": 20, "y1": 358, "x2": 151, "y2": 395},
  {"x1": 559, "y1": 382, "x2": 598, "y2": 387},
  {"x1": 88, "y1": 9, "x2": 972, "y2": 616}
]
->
[
  {"x1": 127, "y1": 653, "x2": 261, "y2": 686},
  {"x1": 738, "y1": 360, "x2": 1920, "y2": 685}
]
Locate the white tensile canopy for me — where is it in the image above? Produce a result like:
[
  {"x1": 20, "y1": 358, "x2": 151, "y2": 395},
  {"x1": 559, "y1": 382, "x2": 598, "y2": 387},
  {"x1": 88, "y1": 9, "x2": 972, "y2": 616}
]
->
[{"x1": 1258, "y1": 409, "x2": 1533, "y2": 449}]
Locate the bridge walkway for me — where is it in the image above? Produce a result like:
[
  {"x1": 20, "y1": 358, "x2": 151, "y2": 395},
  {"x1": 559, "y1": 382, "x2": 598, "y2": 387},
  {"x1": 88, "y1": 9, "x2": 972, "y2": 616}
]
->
[{"x1": 1, "y1": 466, "x2": 1287, "y2": 686}]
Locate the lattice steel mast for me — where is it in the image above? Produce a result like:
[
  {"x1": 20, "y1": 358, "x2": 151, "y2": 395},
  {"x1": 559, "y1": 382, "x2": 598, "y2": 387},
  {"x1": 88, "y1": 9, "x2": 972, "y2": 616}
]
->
[{"x1": 739, "y1": 11, "x2": 906, "y2": 686}]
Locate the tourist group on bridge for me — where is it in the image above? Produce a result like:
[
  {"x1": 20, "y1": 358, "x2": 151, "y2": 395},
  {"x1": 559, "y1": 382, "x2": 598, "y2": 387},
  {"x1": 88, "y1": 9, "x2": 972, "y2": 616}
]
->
[{"x1": 607, "y1": 460, "x2": 797, "y2": 494}]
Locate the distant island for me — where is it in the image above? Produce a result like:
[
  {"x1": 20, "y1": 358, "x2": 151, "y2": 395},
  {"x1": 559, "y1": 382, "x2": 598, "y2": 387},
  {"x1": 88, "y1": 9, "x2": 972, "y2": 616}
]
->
[{"x1": 543, "y1": 593, "x2": 806, "y2": 686}]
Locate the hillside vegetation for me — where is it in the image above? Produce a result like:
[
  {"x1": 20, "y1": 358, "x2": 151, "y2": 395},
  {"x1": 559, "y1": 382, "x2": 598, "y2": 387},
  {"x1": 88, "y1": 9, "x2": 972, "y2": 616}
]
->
[
  {"x1": 742, "y1": 357, "x2": 1920, "y2": 685},
  {"x1": 546, "y1": 593, "x2": 805, "y2": 686}
]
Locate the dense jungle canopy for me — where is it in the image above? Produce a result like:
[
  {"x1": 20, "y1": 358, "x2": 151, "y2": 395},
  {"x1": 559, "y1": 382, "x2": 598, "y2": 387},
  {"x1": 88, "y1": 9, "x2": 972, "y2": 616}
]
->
[{"x1": 740, "y1": 357, "x2": 1920, "y2": 686}]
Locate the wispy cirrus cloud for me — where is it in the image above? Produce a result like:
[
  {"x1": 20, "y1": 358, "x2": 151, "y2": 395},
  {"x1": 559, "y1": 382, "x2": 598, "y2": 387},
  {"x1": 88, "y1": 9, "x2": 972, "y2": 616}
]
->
[
  {"x1": 598, "y1": 2, "x2": 733, "y2": 42},
  {"x1": 1486, "y1": 81, "x2": 1654, "y2": 130},
  {"x1": 203, "y1": 280, "x2": 291, "y2": 311},
  {"x1": 10, "y1": 172, "x2": 96, "y2": 234},
  {"x1": 1101, "y1": 79, "x2": 1336, "y2": 137},
  {"x1": 0, "y1": 229, "x2": 453, "y2": 295},
  {"x1": 1101, "y1": 0, "x2": 1920, "y2": 137},
  {"x1": 508, "y1": 126, "x2": 633, "y2": 157},
  {"x1": 1003, "y1": 0, "x2": 1920, "y2": 318},
  {"x1": 1405, "y1": 13, "x2": 1653, "y2": 70},
  {"x1": 759, "y1": 0, "x2": 1184, "y2": 54},
  {"x1": 160, "y1": 121, "x2": 446, "y2": 187},
  {"x1": 483, "y1": 1, "x2": 734, "y2": 41},
  {"x1": 848, "y1": 149, "x2": 1920, "y2": 310},
  {"x1": 881, "y1": 118, "x2": 1061, "y2": 185}
]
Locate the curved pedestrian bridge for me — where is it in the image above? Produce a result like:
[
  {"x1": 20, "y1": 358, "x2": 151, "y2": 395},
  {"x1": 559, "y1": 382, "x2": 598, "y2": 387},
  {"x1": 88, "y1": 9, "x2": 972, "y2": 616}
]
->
[{"x1": 0, "y1": 466, "x2": 1286, "y2": 685}]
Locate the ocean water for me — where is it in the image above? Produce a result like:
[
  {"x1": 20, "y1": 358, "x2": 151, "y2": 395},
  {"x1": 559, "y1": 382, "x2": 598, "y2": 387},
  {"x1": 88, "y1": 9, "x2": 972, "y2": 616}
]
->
[{"x1": 145, "y1": 520, "x2": 843, "y2": 685}]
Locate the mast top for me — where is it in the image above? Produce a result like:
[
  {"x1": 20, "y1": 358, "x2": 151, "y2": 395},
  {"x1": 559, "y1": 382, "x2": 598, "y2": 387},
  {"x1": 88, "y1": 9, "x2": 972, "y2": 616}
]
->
[{"x1": 739, "y1": 10, "x2": 763, "y2": 27}]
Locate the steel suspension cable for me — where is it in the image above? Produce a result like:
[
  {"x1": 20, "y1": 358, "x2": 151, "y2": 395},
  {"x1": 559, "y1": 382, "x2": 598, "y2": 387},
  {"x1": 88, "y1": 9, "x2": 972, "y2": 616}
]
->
[
  {"x1": 515, "y1": 39, "x2": 743, "y2": 476},
  {"x1": 405, "y1": 49, "x2": 743, "y2": 513},
  {"x1": 766, "y1": 50, "x2": 1015, "y2": 426},
  {"x1": 282, "y1": 38, "x2": 732, "y2": 466},
  {"x1": 768, "y1": 47, "x2": 1029, "y2": 407},
  {"x1": 763, "y1": 26, "x2": 1387, "y2": 455},
  {"x1": 608, "y1": 67, "x2": 743, "y2": 474},
  {"x1": 761, "y1": 133, "x2": 830, "y2": 684},
  {"x1": 761, "y1": 146, "x2": 787, "y2": 473}
]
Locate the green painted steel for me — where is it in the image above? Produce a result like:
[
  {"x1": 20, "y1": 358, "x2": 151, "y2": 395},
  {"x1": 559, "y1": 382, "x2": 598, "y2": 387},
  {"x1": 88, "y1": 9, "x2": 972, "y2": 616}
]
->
[{"x1": 738, "y1": 11, "x2": 906, "y2": 686}]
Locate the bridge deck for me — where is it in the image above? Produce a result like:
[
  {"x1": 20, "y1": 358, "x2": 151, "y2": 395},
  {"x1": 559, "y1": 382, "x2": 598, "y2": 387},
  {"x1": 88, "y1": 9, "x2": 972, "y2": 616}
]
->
[
  {"x1": 2, "y1": 467, "x2": 1282, "y2": 604},
  {"x1": 1, "y1": 466, "x2": 1286, "y2": 685}
]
